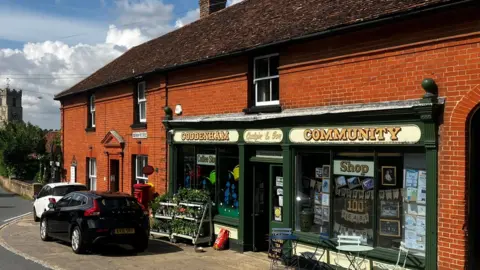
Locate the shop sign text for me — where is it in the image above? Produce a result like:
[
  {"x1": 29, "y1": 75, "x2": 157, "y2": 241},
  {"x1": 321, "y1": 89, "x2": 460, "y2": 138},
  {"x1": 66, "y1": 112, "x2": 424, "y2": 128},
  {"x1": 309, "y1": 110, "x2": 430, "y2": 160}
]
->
[
  {"x1": 132, "y1": 131, "x2": 147, "y2": 139},
  {"x1": 244, "y1": 129, "x2": 283, "y2": 143},
  {"x1": 333, "y1": 160, "x2": 374, "y2": 177},
  {"x1": 197, "y1": 154, "x2": 216, "y2": 166},
  {"x1": 173, "y1": 130, "x2": 239, "y2": 143},
  {"x1": 289, "y1": 125, "x2": 421, "y2": 144}
]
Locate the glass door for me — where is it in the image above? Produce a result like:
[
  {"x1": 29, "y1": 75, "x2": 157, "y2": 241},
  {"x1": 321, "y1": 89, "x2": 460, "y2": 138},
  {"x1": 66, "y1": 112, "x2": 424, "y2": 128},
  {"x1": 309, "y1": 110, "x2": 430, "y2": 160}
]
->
[
  {"x1": 252, "y1": 163, "x2": 270, "y2": 252},
  {"x1": 270, "y1": 165, "x2": 284, "y2": 228}
]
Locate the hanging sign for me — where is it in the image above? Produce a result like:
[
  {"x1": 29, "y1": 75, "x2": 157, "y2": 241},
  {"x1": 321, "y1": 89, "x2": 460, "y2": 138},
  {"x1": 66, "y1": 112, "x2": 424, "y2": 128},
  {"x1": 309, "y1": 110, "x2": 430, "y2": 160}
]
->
[
  {"x1": 174, "y1": 130, "x2": 239, "y2": 143},
  {"x1": 197, "y1": 154, "x2": 216, "y2": 166},
  {"x1": 142, "y1": 165, "x2": 155, "y2": 175},
  {"x1": 289, "y1": 125, "x2": 421, "y2": 144},
  {"x1": 334, "y1": 160, "x2": 374, "y2": 177},
  {"x1": 132, "y1": 131, "x2": 147, "y2": 139},
  {"x1": 244, "y1": 129, "x2": 283, "y2": 143}
]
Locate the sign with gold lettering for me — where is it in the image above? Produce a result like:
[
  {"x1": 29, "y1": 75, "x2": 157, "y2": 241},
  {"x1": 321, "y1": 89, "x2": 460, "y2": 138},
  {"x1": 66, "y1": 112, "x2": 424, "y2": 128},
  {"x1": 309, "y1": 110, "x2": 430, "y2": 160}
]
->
[
  {"x1": 173, "y1": 130, "x2": 239, "y2": 143},
  {"x1": 334, "y1": 160, "x2": 374, "y2": 177},
  {"x1": 244, "y1": 129, "x2": 283, "y2": 143},
  {"x1": 289, "y1": 125, "x2": 421, "y2": 144}
]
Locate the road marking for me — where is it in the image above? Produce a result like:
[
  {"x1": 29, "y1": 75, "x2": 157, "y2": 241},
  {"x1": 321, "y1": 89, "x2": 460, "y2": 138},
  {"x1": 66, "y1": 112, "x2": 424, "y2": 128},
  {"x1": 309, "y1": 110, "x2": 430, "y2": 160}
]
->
[{"x1": 3, "y1": 212, "x2": 30, "y2": 223}]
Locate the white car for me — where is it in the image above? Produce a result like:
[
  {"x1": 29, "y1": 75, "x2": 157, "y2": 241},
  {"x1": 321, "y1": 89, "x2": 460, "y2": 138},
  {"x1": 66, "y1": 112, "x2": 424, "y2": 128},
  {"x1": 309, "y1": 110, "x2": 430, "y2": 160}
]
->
[{"x1": 33, "y1": 183, "x2": 88, "y2": 222}]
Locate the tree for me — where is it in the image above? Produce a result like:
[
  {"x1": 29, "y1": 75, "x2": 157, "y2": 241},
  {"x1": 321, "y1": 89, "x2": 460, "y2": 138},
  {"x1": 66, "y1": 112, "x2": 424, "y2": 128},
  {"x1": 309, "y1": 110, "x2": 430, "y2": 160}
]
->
[{"x1": 0, "y1": 121, "x2": 46, "y2": 179}]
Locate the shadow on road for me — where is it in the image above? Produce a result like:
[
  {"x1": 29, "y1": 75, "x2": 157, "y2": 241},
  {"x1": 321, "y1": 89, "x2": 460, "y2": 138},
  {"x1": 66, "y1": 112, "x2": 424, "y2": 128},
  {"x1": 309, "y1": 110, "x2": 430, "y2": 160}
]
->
[
  {"x1": 0, "y1": 193, "x2": 17, "y2": 198},
  {"x1": 56, "y1": 239, "x2": 183, "y2": 257}
]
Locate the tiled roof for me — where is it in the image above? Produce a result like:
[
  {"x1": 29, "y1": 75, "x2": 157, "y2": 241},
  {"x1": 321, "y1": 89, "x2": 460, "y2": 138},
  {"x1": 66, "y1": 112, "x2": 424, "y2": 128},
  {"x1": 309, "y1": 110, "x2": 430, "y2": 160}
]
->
[{"x1": 54, "y1": 0, "x2": 461, "y2": 99}]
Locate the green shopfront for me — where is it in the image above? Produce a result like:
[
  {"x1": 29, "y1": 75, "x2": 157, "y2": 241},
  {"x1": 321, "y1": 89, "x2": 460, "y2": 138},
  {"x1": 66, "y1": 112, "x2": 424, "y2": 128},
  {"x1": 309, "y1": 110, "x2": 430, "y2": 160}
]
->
[{"x1": 164, "y1": 98, "x2": 442, "y2": 269}]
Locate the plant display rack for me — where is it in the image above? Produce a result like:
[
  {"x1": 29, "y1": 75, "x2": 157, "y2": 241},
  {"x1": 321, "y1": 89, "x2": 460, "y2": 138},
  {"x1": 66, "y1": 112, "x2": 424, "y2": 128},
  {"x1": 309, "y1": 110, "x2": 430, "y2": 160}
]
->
[{"x1": 151, "y1": 201, "x2": 213, "y2": 246}]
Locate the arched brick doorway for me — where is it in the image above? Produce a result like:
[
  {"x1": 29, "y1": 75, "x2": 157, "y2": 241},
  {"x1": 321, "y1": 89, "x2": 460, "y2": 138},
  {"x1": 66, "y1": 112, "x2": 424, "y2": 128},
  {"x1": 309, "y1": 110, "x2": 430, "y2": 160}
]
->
[{"x1": 467, "y1": 104, "x2": 480, "y2": 270}]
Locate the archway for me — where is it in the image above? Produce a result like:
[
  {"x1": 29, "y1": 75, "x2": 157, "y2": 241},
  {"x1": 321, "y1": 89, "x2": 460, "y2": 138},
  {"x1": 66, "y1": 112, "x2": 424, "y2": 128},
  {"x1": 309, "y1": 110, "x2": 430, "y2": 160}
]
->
[{"x1": 467, "y1": 105, "x2": 480, "y2": 270}]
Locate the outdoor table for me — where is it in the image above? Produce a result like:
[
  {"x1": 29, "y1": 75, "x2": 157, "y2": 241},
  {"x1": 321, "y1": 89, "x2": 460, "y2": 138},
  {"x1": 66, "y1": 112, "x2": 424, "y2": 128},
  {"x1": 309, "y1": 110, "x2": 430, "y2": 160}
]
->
[{"x1": 336, "y1": 245, "x2": 373, "y2": 270}]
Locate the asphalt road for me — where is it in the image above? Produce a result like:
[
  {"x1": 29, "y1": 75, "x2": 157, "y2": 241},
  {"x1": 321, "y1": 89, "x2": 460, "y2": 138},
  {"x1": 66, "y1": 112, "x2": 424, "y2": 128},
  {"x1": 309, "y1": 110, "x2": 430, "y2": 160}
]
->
[{"x1": 0, "y1": 185, "x2": 50, "y2": 270}]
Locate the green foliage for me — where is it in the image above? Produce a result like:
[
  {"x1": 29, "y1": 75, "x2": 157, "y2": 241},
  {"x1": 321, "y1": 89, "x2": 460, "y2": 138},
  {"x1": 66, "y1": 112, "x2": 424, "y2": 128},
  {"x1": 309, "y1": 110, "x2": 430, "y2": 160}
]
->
[
  {"x1": 173, "y1": 188, "x2": 210, "y2": 203},
  {"x1": 0, "y1": 121, "x2": 46, "y2": 179}
]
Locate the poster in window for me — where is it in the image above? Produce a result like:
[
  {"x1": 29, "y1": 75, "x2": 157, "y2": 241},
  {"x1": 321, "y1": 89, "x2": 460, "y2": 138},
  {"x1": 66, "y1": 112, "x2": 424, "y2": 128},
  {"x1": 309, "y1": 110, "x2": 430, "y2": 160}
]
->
[
  {"x1": 416, "y1": 216, "x2": 426, "y2": 236},
  {"x1": 380, "y1": 201, "x2": 399, "y2": 218},
  {"x1": 315, "y1": 167, "x2": 323, "y2": 179},
  {"x1": 347, "y1": 177, "x2": 361, "y2": 189},
  {"x1": 322, "y1": 206, "x2": 329, "y2": 222},
  {"x1": 322, "y1": 179, "x2": 330, "y2": 193},
  {"x1": 381, "y1": 166, "x2": 397, "y2": 186},
  {"x1": 379, "y1": 219, "x2": 401, "y2": 237},
  {"x1": 315, "y1": 192, "x2": 321, "y2": 204},
  {"x1": 275, "y1": 176, "x2": 283, "y2": 187},
  {"x1": 405, "y1": 169, "x2": 419, "y2": 188},
  {"x1": 274, "y1": 207, "x2": 282, "y2": 221},
  {"x1": 322, "y1": 165, "x2": 330, "y2": 179},
  {"x1": 417, "y1": 205, "x2": 426, "y2": 216},
  {"x1": 418, "y1": 170, "x2": 427, "y2": 188},
  {"x1": 321, "y1": 193, "x2": 330, "y2": 206},
  {"x1": 407, "y1": 187, "x2": 418, "y2": 202},
  {"x1": 405, "y1": 214, "x2": 416, "y2": 229},
  {"x1": 335, "y1": 176, "x2": 347, "y2": 187},
  {"x1": 417, "y1": 186, "x2": 427, "y2": 204},
  {"x1": 361, "y1": 178, "x2": 374, "y2": 191}
]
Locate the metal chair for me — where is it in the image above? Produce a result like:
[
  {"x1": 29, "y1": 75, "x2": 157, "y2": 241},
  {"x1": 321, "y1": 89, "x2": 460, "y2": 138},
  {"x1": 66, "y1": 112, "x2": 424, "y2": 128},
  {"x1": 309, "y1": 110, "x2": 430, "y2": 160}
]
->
[
  {"x1": 269, "y1": 228, "x2": 298, "y2": 269},
  {"x1": 394, "y1": 241, "x2": 409, "y2": 270},
  {"x1": 300, "y1": 234, "x2": 331, "y2": 269},
  {"x1": 334, "y1": 235, "x2": 364, "y2": 269}
]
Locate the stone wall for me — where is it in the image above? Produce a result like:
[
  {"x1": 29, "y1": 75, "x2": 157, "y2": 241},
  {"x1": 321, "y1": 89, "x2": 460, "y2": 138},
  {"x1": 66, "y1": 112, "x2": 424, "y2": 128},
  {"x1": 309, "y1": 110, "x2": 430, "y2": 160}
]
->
[{"x1": 0, "y1": 177, "x2": 42, "y2": 199}]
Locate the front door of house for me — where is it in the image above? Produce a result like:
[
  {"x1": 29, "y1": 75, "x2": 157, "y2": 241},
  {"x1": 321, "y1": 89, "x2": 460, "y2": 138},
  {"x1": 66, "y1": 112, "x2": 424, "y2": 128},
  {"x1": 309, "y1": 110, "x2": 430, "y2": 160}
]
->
[
  {"x1": 468, "y1": 106, "x2": 480, "y2": 270},
  {"x1": 110, "y1": 159, "x2": 120, "y2": 192}
]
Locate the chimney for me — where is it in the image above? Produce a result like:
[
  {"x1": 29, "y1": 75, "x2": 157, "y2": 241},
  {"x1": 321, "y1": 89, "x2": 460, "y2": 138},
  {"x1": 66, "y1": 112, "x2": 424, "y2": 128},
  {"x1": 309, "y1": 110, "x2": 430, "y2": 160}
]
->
[{"x1": 199, "y1": 0, "x2": 227, "y2": 19}]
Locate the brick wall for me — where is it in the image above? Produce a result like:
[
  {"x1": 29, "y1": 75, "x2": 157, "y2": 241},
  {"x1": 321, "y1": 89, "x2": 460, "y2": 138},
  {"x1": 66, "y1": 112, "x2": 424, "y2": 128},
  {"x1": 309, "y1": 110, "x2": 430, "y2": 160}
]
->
[{"x1": 60, "y1": 6, "x2": 480, "y2": 269}]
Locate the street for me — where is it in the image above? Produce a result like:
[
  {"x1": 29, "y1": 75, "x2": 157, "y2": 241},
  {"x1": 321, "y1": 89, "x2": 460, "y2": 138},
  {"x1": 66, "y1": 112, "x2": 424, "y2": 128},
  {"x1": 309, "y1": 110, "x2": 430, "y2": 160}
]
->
[{"x1": 0, "y1": 186, "x2": 50, "y2": 270}]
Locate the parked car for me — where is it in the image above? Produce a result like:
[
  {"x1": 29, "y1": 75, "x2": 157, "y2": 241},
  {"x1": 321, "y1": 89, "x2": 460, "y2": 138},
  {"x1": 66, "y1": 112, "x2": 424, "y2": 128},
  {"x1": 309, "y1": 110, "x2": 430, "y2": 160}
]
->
[
  {"x1": 33, "y1": 183, "x2": 88, "y2": 222},
  {"x1": 39, "y1": 191, "x2": 150, "y2": 254}
]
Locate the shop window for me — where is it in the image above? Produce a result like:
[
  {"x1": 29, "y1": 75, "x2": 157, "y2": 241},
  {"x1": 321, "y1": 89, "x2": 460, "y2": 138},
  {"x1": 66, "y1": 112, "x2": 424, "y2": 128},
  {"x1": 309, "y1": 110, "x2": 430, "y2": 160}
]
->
[
  {"x1": 217, "y1": 147, "x2": 240, "y2": 218},
  {"x1": 88, "y1": 158, "x2": 96, "y2": 191},
  {"x1": 295, "y1": 152, "x2": 331, "y2": 236},
  {"x1": 332, "y1": 152, "x2": 375, "y2": 246},
  {"x1": 175, "y1": 145, "x2": 240, "y2": 218},
  {"x1": 254, "y1": 54, "x2": 279, "y2": 106},
  {"x1": 135, "y1": 155, "x2": 148, "y2": 184},
  {"x1": 295, "y1": 151, "x2": 426, "y2": 256}
]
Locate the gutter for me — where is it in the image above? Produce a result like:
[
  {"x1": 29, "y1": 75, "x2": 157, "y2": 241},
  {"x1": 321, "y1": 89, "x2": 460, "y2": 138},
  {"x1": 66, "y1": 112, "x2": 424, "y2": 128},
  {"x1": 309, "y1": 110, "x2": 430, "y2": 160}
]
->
[{"x1": 54, "y1": 0, "x2": 475, "y2": 100}]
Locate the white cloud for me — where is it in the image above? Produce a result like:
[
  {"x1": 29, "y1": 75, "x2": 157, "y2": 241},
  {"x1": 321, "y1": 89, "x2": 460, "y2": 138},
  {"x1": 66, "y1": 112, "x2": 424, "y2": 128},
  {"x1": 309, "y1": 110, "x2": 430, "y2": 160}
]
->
[{"x1": 0, "y1": 0, "x2": 201, "y2": 129}]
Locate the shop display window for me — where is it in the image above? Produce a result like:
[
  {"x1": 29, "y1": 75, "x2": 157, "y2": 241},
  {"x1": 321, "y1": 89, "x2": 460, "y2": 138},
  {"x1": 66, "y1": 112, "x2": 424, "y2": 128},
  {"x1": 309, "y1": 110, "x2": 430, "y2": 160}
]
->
[
  {"x1": 295, "y1": 151, "x2": 427, "y2": 256},
  {"x1": 295, "y1": 152, "x2": 331, "y2": 236},
  {"x1": 175, "y1": 145, "x2": 240, "y2": 218}
]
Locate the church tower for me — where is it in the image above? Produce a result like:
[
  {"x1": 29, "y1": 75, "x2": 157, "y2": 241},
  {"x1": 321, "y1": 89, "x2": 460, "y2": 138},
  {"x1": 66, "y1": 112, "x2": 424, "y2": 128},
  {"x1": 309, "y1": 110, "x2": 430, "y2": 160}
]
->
[{"x1": 0, "y1": 88, "x2": 23, "y2": 123}]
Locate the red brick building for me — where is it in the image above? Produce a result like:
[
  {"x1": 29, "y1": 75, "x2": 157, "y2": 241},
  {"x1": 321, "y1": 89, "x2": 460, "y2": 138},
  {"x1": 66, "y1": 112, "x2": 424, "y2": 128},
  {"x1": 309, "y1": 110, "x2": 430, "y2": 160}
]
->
[{"x1": 54, "y1": 0, "x2": 480, "y2": 269}]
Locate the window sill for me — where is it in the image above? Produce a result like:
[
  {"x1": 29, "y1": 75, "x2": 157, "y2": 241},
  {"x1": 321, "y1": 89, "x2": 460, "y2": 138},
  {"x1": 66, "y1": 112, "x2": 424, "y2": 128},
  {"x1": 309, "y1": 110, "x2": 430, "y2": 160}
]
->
[
  {"x1": 213, "y1": 215, "x2": 239, "y2": 227},
  {"x1": 85, "y1": 127, "x2": 96, "y2": 132},
  {"x1": 130, "y1": 123, "x2": 147, "y2": 130},
  {"x1": 243, "y1": 105, "x2": 282, "y2": 114}
]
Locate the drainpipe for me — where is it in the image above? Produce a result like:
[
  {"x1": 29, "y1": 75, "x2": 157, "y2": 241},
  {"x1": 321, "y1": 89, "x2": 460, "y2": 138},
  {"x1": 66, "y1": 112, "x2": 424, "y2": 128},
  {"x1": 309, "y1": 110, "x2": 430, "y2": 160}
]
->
[{"x1": 164, "y1": 72, "x2": 169, "y2": 194}]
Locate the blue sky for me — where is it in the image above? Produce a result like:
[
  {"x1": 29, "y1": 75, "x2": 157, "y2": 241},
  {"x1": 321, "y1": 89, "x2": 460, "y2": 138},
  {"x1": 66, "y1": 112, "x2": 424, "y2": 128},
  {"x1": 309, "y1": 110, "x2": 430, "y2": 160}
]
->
[{"x1": 0, "y1": 0, "x2": 202, "y2": 49}]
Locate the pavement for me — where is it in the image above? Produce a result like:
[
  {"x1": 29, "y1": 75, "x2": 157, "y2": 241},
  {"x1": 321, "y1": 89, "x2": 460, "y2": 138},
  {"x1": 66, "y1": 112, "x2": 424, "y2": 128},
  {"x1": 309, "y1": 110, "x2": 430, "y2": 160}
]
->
[
  {"x1": 0, "y1": 185, "x2": 50, "y2": 270},
  {"x1": 0, "y1": 215, "x2": 271, "y2": 270}
]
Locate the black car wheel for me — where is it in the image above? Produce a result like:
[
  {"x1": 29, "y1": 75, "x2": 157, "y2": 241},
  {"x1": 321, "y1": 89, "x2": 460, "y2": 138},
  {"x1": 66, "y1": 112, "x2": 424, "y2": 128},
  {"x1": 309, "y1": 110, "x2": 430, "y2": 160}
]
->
[
  {"x1": 71, "y1": 226, "x2": 86, "y2": 254},
  {"x1": 40, "y1": 218, "x2": 51, "y2": 241},
  {"x1": 33, "y1": 208, "x2": 39, "y2": 222}
]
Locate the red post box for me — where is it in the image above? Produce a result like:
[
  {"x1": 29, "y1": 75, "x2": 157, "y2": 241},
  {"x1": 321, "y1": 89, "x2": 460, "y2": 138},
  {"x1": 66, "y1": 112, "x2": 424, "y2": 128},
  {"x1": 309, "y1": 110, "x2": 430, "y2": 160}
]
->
[{"x1": 133, "y1": 183, "x2": 151, "y2": 210}]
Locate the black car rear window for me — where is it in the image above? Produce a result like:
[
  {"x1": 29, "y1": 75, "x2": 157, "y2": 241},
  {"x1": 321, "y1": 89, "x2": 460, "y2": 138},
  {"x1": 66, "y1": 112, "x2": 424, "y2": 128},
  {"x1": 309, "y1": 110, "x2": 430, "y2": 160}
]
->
[
  {"x1": 97, "y1": 197, "x2": 142, "y2": 210},
  {"x1": 53, "y1": 185, "x2": 88, "y2": 196}
]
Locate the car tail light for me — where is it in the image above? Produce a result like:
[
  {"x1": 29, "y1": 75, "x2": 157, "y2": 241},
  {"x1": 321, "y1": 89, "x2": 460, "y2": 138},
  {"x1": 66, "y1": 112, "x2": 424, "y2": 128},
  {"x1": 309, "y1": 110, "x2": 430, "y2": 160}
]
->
[
  {"x1": 48, "y1": 198, "x2": 56, "y2": 203},
  {"x1": 84, "y1": 199, "x2": 101, "y2": 217}
]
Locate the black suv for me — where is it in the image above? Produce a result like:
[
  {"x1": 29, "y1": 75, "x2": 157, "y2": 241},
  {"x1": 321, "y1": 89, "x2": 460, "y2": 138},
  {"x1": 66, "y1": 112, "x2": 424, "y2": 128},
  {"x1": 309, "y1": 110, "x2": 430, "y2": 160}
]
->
[{"x1": 40, "y1": 191, "x2": 150, "y2": 254}]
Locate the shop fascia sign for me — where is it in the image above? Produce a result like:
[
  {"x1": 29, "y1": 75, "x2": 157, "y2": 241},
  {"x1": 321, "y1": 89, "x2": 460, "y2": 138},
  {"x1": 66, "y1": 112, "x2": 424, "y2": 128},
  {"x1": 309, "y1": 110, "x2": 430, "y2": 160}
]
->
[
  {"x1": 197, "y1": 154, "x2": 216, "y2": 166},
  {"x1": 289, "y1": 125, "x2": 421, "y2": 144},
  {"x1": 244, "y1": 129, "x2": 283, "y2": 143},
  {"x1": 173, "y1": 130, "x2": 239, "y2": 143},
  {"x1": 334, "y1": 160, "x2": 374, "y2": 177}
]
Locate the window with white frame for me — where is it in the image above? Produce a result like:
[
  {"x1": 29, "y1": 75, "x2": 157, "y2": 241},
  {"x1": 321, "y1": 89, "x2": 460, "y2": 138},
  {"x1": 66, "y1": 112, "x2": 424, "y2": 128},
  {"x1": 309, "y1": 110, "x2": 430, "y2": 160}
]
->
[
  {"x1": 254, "y1": 54, "x2": 279, "y2": 106},
  {"x1": 137, "y1": 82, "x2": 146, "y2": 122},
  {"x1": 88, "y1": 158, "x2": 97, "y2": 191},
  {"x1": 90, "y1": 94, "x2": 96, "y2": 128},
  {"x1": 135, "y1": 155, "x2": 148, "y2": 184}
]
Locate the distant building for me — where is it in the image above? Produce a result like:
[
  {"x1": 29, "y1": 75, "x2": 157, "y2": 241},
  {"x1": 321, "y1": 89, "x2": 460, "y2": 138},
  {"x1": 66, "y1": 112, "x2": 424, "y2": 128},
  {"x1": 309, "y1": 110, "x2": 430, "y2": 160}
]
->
[{"x1": 0, "y1": 88, "x2": 22, "y2": 123}]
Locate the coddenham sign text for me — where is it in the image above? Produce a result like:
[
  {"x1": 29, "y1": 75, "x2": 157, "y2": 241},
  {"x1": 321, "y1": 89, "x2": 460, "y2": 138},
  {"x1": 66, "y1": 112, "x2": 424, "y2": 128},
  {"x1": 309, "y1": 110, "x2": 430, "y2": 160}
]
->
[
  {"x1": 173, "y1": 130, "x2": 239, "y2": 143},
  {"x1": 289, "y1": 125, "x2": 421, "y2": 144}
]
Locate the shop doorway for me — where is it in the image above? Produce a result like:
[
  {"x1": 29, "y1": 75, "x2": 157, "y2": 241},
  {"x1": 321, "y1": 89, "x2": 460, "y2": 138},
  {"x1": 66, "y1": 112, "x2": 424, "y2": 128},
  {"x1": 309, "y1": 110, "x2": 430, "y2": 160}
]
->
[
  {"x1": 110, "y1": 159, "x2": 120, "y2": 192},
  {"x1": 252, "y1": 163, "x2": 270, "y2": 252},
  {"x1": 468, "y1": 105, "x2": 480, "y2": 270}
]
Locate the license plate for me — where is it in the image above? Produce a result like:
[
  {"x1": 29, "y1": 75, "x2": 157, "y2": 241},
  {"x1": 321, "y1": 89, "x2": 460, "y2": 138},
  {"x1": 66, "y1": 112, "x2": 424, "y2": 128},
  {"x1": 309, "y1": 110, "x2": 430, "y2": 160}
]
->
[{"x1": 114, "y1": 228, "x2": 135, "y2": 234}]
